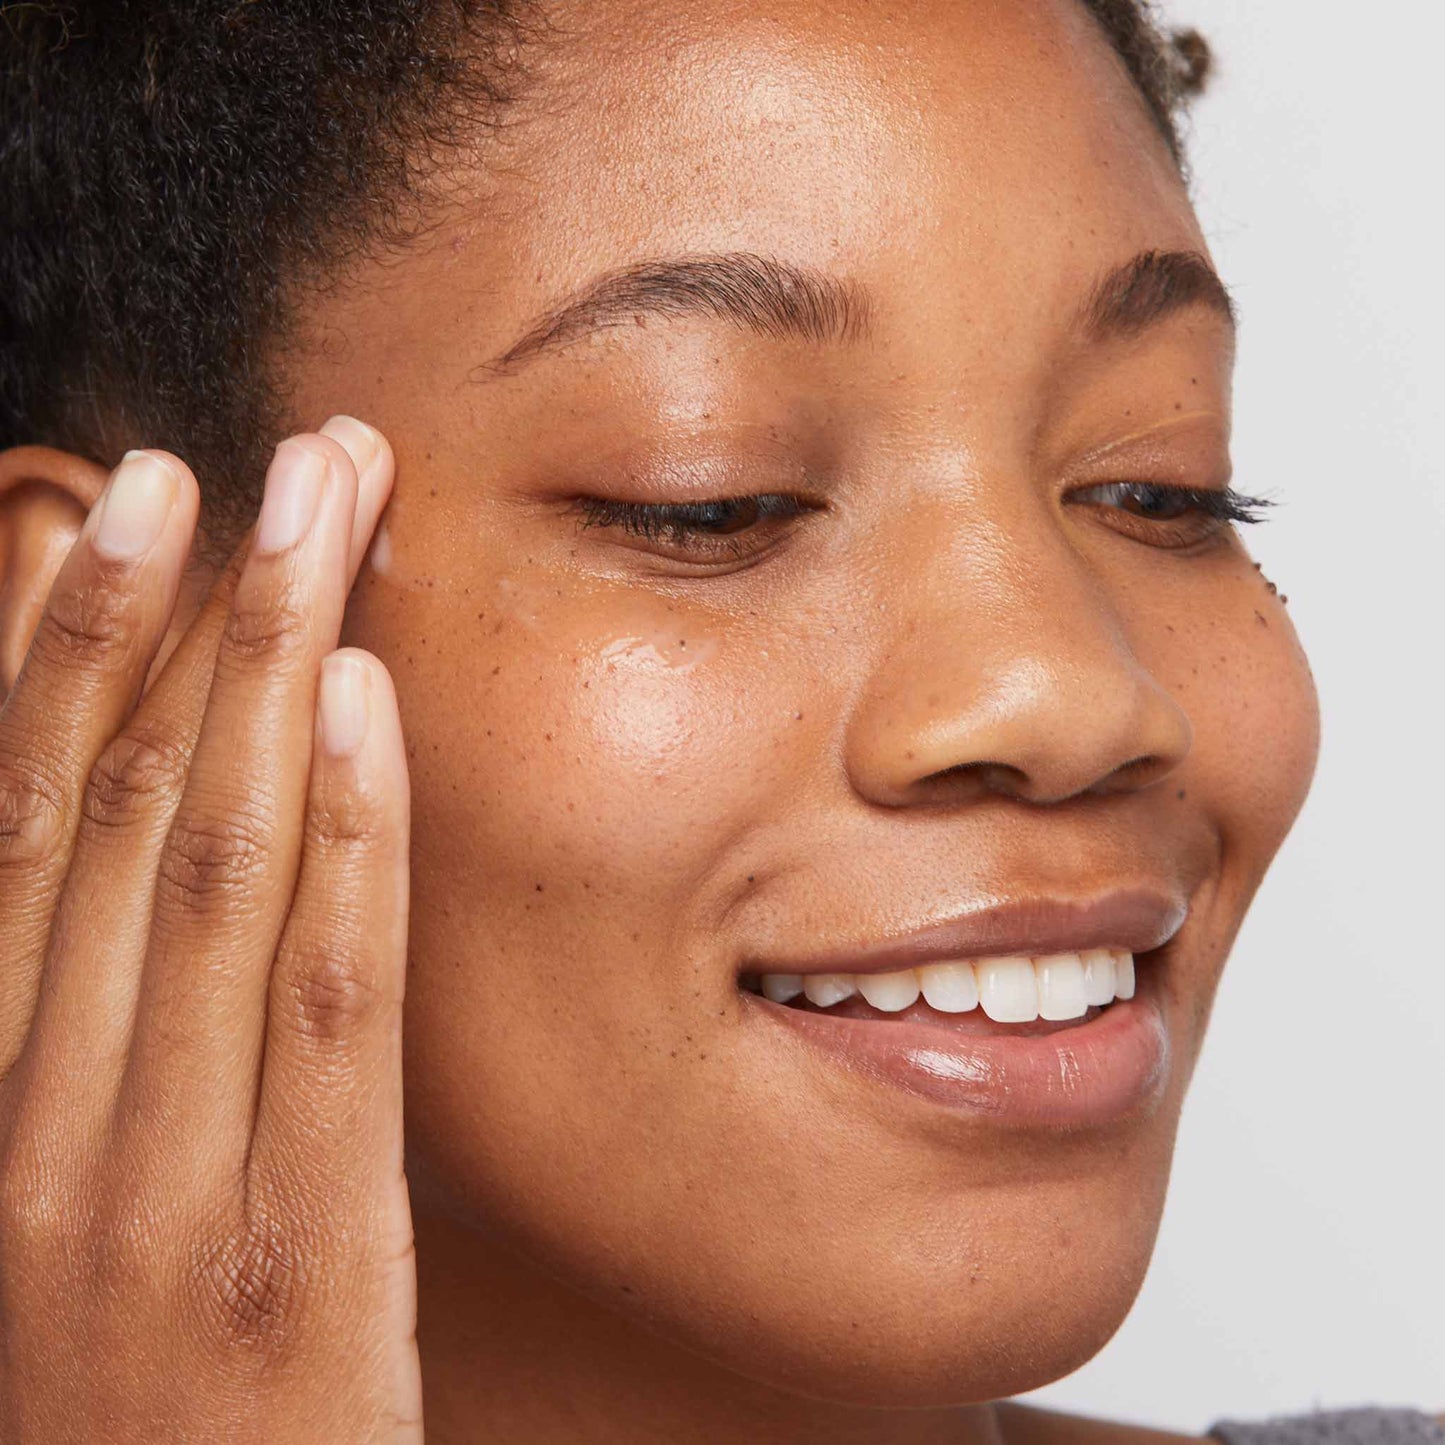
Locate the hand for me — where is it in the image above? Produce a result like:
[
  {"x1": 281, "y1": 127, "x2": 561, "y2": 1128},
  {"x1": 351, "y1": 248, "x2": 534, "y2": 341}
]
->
[{"x1": 0, "y1": 421, "x2": 421, "y2": 1442}]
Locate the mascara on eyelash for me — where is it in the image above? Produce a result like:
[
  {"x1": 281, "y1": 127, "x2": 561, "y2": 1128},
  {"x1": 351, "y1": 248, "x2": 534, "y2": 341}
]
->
[
  {"x1": 1170, "y1": 485, "x2": 1273, "y2": 523},
  {"x1": 574, "y1": 483, "x2": 1275, "y2": 548},
  {"x1": 575, "y1": 493, "x2": 808, "y2": 541},
  {"x1": 1082, "y1": 483, "x2": 1275, "y2": 525},
  {"x1": 1213, "y1": 488, "x2": 1274, "y2": 524}
]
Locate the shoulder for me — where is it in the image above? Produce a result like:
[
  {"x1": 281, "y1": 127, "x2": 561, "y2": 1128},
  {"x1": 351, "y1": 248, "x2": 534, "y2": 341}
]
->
[
  {"x1": 995, "y1": 1404, "x2": 1445, "y2": 1444},
  {"x1": 995, "y1": 1402, "x2": 1203, "y2": 1444}
]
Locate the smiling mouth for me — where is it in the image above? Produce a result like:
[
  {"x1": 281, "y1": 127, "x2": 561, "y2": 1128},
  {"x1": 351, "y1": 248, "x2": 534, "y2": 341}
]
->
[
  {"x1": 739, "y1": 948, "x2": 1135, "y2": 1038},
  {"x1": 740, "y1": 946, "x2": 1170, "y2": 1125}
]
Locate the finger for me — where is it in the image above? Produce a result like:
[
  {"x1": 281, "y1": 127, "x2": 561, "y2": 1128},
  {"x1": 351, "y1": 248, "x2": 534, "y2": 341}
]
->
[
  {"x1": 248, "y1": 652, "x2": 414, "y2": 1337},
  {"x1": 17, "y1": 562, "x2": 245, "y2": 1103},
  {"x1": 24, "y1": 420, "x2": 395, "y2": 1103},
  {"x1": 124, "y1": 432, "x2": 359, "y2": 1152},
  {"x1": 133, "y1": 414, "x2": 392, "y2": 722},
  {"x1": 109, "y1": 416, "x2": 389, "y2": 726},
  {"x1": 317, "y1": 416, "x2": 396, "y2": 584},
  {"x1": 0, "y1": 451, "x2": 196, "y2": 1069}
]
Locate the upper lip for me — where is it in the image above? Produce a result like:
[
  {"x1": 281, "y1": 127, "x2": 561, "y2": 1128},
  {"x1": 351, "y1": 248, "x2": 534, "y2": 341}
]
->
[{"x1": 742, "y1": 888, "x2": 1188, "y2": 977}]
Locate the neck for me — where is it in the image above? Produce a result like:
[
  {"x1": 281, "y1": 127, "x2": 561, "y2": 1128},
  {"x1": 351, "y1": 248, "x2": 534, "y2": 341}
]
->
[{"x1": 413, "y1": 1212, "x2": 1009, "y2": 1445}]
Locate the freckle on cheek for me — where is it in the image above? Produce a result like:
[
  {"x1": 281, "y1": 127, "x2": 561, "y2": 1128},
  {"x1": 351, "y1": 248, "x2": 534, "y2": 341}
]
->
[{"x1": 365, "y1": 518, "x2": 456, "y2": 595}]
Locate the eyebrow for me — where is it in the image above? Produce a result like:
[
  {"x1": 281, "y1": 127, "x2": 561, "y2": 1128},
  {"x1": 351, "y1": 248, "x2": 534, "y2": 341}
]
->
[
  {"x1": 474, "y1": 251, "x2": 873, "y2": 378},
  {"x1": 1084, "y1": 248, "x2": 1237, "y2": 339},
  {"x1": 472, "y1": 246, "x2": 1234, "y2": 379}
]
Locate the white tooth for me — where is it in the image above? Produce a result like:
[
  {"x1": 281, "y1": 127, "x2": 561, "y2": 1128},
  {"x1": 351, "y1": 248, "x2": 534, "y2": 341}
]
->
[
  {"x1": 1113, "y1": 951, "x2": 1136, "y2": 1000},
  {"x1": 857, "y1": 969, "x2": 921, "y2": 1012},
  {"x1": 804, "y1": 974, "x2": 858, "y2": 1008},
  {"x1": 1079, "y1": 948, "x2": 1117, "y2": 1006},
  {"x1": 761, "y1": 974, "x2": 804, "y2": 1004},
  {"x1": 1035, "y1": 953, "x2": 1088, "y2": 1021},
  {"x1": 919, "y1": 961, "x2": 980, "y2": 1013},
  {"x1": 975, "y1": 955, "x2": 1039, "y2": 1023}
]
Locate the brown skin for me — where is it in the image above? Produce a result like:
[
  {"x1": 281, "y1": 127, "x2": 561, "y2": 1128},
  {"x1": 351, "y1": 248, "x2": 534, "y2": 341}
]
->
[
  {"x1": 0, "y1": 1, "x2": 1331, "y2": 1442},
  {"x1": 0, "y1": 427, "x2": 423, "y2": 1441}
]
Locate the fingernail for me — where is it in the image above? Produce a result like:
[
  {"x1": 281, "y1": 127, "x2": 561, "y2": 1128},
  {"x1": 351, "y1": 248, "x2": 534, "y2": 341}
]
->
[
  {"x1": 319, "y1": 415, "x2": 381, "y2": 483},
  {"x1": 319, "y1": 653, "x2": 371, "y2": 757},
  {"x1": 93, "y1": 451, "x2": 179, "y2": 561},
  {"x1": 255, "y1": 439, "x2": 326, "y2": 555}
]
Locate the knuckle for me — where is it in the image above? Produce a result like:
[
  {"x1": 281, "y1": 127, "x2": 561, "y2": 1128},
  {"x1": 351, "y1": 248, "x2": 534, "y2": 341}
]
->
[
  {"x1": 0, "y1": 751, "x2": 68, "y2": 873},
  {"x1": 305, "y1": 774, "x2": 389, "y2": 850},
  {"x1": 84, "y1": 1184, "x2": 169, "y2": 1296},
  {"x1": 282, "y1": 949, "x2": 383, "y2": 1046},
  {"x1": 30, "y1": 576, "x2": 137, "y2": 673},
  {"x1": 217, "y1": 589, "x2": 313, "y2": 674},
  {"x1": 157, "y1": 806, "x2": 272, "y2": 910},
  {"x1": 0, "y1": 1127, "x2": 80, "y2": 1260},
  {"x1": 80, "y1": 724, "x2": 190, "y2": 838},
  {"x1": 188, "y1": 1213, "x2": 308, "y2": 1361}
]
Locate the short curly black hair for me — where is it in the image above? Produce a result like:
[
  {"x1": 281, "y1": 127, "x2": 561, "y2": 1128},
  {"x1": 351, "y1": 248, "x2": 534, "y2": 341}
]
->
[{"x1": 0, "y1": 0, "x2": 1210, "y2": 561}]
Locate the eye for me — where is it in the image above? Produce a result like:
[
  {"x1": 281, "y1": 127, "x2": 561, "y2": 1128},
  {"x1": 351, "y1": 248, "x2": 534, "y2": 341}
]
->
[
  {"x1": 571, "y1": 492, "x2": 815, "y2": 562},
  {"x1": 1066, "y1": 481, "x2": 1272, "y2": 549}
]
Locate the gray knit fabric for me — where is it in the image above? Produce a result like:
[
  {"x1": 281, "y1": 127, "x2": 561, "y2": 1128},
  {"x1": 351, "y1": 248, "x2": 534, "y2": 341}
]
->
[{"x1": 1208, "y1": 1409, "x2": 1445, "y2": 1444}]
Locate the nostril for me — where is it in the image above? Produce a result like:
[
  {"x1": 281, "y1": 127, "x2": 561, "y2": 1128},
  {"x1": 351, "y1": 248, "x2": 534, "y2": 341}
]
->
[
  {"x1": 915, "y1": 759, "x2": 1031, "y2": 801},
  {"x1": 1089, "y1": 753, "x2": 1178, "y2": 796}
]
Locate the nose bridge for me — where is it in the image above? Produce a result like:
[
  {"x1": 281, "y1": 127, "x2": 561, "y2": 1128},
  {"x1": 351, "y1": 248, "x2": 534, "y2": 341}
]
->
[{"x1": 845, "y1": 499, "x2": 1193, "y2": 806}]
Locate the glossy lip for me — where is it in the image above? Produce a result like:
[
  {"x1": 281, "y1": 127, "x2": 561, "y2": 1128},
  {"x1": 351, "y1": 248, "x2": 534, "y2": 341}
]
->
[
  {"x1": 745, "y1": 958, "x2": 1172, "y2": 1128},
  {"x1": 736, "y1": 889, "x2": 1184, "y2": 1128},
  {"x1": 738, "y1": 887, "x2": 1187, "y2": 977}
]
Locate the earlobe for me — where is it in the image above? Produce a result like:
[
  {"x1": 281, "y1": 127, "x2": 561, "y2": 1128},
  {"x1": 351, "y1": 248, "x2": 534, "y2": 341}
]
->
[{"x1": 0, "y1": 445, "x2": 110, "y2": 694}]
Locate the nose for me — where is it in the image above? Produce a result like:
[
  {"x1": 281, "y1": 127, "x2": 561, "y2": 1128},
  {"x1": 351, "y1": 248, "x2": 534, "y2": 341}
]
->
[{"x1": 844, "y1": 515, "x2": 1193, "y2": 808}]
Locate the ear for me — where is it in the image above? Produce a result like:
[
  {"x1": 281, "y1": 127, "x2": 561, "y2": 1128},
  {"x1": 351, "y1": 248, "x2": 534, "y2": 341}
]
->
[{"x1": 0, "y1": 445, "x2": 108, "y2": 694}]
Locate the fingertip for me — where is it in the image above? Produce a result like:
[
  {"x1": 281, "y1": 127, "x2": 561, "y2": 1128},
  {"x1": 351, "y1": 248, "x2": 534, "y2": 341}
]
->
[
  {"x1": 294, "y1": 430, "x2": 363, "y2": 499},
  {"x1": 120, "y1": 448, "x2": 202, "y2": 528},
  {"x1": 316, "y1": 656, "x2": 409, "y2": 839},
  {"x1": 326, "y1": 646, "x2": 394, "y2": 697},
  {"x1": 317, "y1": 418, "x2": 396, "y2": 583},
  {"x1": 84, "y1": 449, "x2": 200, "y2": 566},
  {"x1": 342, "y1": 648, "x2": 397, "y2": 706},
  {"x1": 318, "y1": 650, "x2": 373, "y2": 760},
  {"x1": 317, "y1": 416, "x2": 392, "y2": 507},
  {"x1": 133, "y1": 447, "x2": 198, "y2": 494},
  {"x1": 319, "y1": 415, "x2": 393, "y2": 479},
  {"x1": 317, "y1": 648, "x2": 403, "y2": 758}
]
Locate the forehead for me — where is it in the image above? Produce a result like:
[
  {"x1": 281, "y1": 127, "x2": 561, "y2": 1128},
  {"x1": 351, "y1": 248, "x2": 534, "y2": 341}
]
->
[
  {"x1": 290, "y1": 0, "x2": 1209, "y2": 419},
  {"x1": 484, "y1": 0, "x2": 1200, "y2": 285}
]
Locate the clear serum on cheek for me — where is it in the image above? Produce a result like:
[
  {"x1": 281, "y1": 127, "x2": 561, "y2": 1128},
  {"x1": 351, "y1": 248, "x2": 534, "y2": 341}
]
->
[{"x1": 598, "y1": 632, "x2": 719, "y2": 672}]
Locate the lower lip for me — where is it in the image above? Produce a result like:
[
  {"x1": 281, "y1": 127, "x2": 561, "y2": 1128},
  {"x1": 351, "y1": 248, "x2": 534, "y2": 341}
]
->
[{"x1": 746, "y1": 964, "x2": 1171, "y2": 1128}]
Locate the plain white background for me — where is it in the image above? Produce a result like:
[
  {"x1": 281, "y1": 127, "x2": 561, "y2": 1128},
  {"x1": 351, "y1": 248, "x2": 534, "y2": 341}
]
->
[{"x1": 1021, "y1": 0, "x2": 1445, "y2": 1432}]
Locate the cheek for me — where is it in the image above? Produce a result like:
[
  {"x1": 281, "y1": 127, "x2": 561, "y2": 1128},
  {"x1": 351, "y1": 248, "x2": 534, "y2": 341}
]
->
[
  {"x1": 1175, "y1": 575, "x2": 1319, "y2": 872},
  {"x1": 354, "y1": 577, "x2": 844, "y2": 1312},
  {"x1": 1134, "y1": 559, "x2": 1320, "y2": 1012},
  {"x1": 445, "y1": 593, "x2": 772, "y2": 904},
  {"x1": 348, "y1": 570, "x2": 812, "y2": 1021}
]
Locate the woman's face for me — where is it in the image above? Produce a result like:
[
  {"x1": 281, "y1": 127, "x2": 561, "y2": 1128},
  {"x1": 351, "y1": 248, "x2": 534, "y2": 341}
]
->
[{"x1": 277, "y1": 0, "x2": 1318, "y2": 1405}]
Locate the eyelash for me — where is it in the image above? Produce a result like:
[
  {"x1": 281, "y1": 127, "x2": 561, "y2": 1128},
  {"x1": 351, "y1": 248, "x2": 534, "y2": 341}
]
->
[
  {"x1": 1068, "y1": 482, "x2": 1271, "y2": 527},
  {"x1": 572, "y1": 483, "x2": 1272, "y2": 558},
  {"x1": 573, "y1": 493, "x2": 812, "y2": 555}
]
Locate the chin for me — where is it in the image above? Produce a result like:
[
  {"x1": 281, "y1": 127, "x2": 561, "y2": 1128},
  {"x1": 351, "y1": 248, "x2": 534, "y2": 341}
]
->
[
  {"x1": 533, "y1": 1144, "x2": 1175, "y2": 1410},
  {"x1": 660, "y1": 1240, "x2": 1157, "y2": 1408}
]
